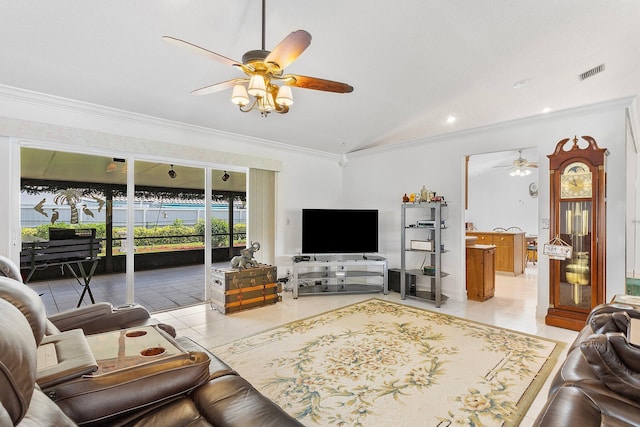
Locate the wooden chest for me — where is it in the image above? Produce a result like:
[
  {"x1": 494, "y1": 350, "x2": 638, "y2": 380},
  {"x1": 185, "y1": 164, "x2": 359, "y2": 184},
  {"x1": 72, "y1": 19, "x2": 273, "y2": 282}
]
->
[{"x1": 210, "y1": 265, "x2": 279, "y2": 314}]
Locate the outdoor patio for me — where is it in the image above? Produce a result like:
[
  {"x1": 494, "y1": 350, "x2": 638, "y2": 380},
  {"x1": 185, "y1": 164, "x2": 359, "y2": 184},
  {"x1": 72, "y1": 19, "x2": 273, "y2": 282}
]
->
[{"x1": 25, "y1": 262, "x2": 229, "y2": 316}]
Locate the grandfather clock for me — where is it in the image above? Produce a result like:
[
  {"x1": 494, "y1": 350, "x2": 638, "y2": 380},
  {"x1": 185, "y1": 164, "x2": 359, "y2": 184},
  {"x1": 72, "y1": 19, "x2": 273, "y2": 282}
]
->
[{"x1": 546, "y1": 136, "x2": 607, "y2": 331}]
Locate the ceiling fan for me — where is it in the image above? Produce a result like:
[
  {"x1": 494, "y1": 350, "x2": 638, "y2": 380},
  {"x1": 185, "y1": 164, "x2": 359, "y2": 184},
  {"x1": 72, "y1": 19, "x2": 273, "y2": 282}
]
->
[
  {"x1": 163, "y1": 0, "x2": 353, "y2": 116},
  {"x1": 494, "y1": 150, "x2": 538, "y2": 176}
]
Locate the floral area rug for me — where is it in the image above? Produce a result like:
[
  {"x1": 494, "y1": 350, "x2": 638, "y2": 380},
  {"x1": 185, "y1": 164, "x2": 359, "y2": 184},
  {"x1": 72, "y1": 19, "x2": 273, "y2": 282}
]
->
[{"x1": 213, "y1": 299, "x2": 564, "y2": 426}]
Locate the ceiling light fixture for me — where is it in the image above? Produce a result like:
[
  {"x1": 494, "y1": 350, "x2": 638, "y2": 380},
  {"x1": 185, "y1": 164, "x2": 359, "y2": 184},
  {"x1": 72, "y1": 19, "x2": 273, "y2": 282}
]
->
[
  {"x1": 231, "y1": 74, "x2": 292, "y2": 116},
  {"x1": 512, "y1": 79, "x2": 530, "y2": 89},
  {"x1": 228, "y1": 1, "x2": 295, "y2": 117},
  {"x1": 106, "y1": 162, "x2": 117, "y2": 173},
  {"x1": 163, "y1": 0, "x2": 352, "y2": 118},
  {"x1": 222, "y1": 171, "x2": 230, "y2": 181},
  {"x1": 168, "y1": 164, "x2": 177, "y2": 179},
  {"x1": 509, "y1": 166, "x2": 532, "y2": 177},
  {"x1": 446, "y1": 115, "x2": 456, "y2": 124},
  {"x1": 107, "y1": 158, "x2": 127, "y2": 173}
]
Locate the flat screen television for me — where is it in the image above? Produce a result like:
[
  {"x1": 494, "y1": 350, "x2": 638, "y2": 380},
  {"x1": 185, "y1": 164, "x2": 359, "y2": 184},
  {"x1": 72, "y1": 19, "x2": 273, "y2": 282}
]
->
[{"x1": 302, "y1": 209, "x2": 378, "y2": 254}]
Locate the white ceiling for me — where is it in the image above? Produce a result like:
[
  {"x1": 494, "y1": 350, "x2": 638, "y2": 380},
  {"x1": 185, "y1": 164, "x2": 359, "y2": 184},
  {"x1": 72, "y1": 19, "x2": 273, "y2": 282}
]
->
[
  {"x1": 1, "y1": 1, "x2": 639, "y2": 155},
  {"x1": 21, "y1": 147, "x2": 247, "y2": 192}
]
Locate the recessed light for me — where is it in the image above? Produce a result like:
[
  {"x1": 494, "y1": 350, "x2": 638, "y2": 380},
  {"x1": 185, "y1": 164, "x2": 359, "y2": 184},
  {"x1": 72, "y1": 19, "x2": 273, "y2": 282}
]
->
[
  {"x1": 541, "y1": 107, "x2": 551, "y2": 113},
  {"x1": 513, "y1": 79, "x2": 530, "y2": 89},
  {"x1": 446, "y1": 115, "x2": 456, "y2": 124}
]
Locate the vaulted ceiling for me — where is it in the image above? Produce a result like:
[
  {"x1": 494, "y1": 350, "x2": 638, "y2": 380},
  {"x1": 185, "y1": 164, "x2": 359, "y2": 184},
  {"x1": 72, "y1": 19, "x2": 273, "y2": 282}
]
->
[{"x1": 1, "y1": 1, "x2": 638, "y2": 155}]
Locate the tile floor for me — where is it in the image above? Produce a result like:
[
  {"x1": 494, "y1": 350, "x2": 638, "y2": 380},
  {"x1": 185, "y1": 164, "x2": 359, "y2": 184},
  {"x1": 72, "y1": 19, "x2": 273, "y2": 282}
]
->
[{"x1": 29, "y1": 263, "x2": 577, "y2": 426}]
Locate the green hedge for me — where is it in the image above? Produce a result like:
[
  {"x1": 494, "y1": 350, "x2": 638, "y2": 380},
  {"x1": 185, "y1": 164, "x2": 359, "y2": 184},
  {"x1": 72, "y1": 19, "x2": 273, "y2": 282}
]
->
[{"x1": 22, "y1": 219, "x2": 246, "y2": 248}]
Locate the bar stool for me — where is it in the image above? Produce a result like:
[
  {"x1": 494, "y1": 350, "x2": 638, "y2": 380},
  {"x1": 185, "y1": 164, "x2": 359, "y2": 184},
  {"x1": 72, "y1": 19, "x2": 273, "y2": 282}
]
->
[{"x1": 526, "y1": 239, "x2": 538, "y2": 265}]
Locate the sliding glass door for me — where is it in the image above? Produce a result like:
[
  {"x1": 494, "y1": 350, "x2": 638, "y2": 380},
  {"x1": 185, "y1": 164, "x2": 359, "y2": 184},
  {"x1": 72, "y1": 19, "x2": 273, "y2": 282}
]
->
[
  {"x1": 19, "y1": 147, "x2": 248, "y2": 314},
  {"x1": 132, "y1": 160, "x2": 206, "y2": 311}
]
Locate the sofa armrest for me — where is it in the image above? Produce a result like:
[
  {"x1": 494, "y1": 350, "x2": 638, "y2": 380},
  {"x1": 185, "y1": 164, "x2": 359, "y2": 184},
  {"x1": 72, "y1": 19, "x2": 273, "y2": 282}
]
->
[
  {"x1": 533, "y1": 385, "x2": 640, "y2": 427},
  {"x1": 36, "y1": 329, "x2": 98, "y2": 389},
  {"x1": 48, "y1": 303, "x2": 152, "y2": 335},
  {"x1": 587, "y1": 302, "x2": 640, "y2": 324},
  {"x1": 580, "y1": 332, "x2": 640, "y2": 401},
  {"x1": 174, "y1": 336, "x2": 237, "y2": 379},
  {"x1": 45, "y1": 350, "x2": 211, "y2": 425},
  {"x1": 590, "y1": 311, "x2": 632, "y2": 335},
  {"x1": 192, "y1": 375, "x2": 304, "y2": 427}
]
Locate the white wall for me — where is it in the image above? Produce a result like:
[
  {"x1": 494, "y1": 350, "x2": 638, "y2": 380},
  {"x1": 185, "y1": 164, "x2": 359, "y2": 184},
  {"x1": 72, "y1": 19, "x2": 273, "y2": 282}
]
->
[
  {"x1": 0, "y1": 137, "x2": 20, "y2": 257},
  {"x1": 0, "y1": 88, "x2": 345, "y2": 275},
  {"x1": 0, "y1": 87, "x2": 635, "y2": 318},
  {"x1": 344, "y1": 98, "x2": 632, "y2": 314},
  {"x1": 467, "y1": 166, "x2": 539, "y2": 234},
  {"x1": 273, "y1": 149, "x2": 344, "y2": 271}
]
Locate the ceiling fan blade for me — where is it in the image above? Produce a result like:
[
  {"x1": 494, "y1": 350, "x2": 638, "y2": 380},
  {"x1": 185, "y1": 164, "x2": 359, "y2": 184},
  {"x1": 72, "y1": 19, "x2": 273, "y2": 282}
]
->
[
  {"x1": 191, "y1": 79, "x2": 244, "y2": 96},
  {"x1": 526, "y1": 163, "x2": 539, "y2": 168},
  {"x1": 265, "y1": 30, "x2": 312, "y2": 70},
  {"x1": 162, "y1": 36, "x2": 241, "y2": 67},
  {"x1": 283, "y1": 74, "x2": 354, "y2": 93}
]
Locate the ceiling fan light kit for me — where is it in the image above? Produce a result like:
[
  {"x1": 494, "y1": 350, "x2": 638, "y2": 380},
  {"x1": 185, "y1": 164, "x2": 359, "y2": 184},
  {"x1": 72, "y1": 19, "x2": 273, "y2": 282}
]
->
[
  {"x1": 164, "y1": 0, "x2": 352, "y2": 117},
  {"x1": 493, "y1": 149, "x2": 538, "y2": 177},
  {"x1": 509, "y1": 166, "x2": 532, "y2": 177},
  {"x1": 247, "y1": 75, "x2": 267, "y2": 98}
]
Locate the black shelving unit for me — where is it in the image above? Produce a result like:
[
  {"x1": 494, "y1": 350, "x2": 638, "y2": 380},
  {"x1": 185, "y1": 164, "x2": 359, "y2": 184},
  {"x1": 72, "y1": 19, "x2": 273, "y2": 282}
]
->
[{"x1": 400, "y1": 201, "x2": 448, "y2": 307}]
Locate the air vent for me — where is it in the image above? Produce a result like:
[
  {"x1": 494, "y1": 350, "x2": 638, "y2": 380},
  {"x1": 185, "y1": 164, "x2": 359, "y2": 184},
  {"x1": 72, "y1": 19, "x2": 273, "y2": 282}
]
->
[{"x1": 579, "y1": 64, "x2": 605, "y2": 81}]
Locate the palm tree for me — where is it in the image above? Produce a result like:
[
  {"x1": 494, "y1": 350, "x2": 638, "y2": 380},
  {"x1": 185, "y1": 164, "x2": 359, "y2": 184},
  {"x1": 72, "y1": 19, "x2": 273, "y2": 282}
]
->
[{"x1": 53, "y1": 189, "x2": 82, "y2": 224}]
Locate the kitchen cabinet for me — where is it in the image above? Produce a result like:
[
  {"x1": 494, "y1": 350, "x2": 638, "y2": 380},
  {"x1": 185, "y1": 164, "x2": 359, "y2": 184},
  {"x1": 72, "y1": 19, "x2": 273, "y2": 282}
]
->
[
  {"x1": 465, "y1": 231, "x2": 525, "y2": 276},
  {"x1": 466, "y1": 245, "x2": 496, "y2": 301}
]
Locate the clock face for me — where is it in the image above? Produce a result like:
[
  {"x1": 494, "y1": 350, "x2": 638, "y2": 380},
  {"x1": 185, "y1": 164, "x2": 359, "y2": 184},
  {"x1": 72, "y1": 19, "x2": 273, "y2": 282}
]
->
[{"x1": 560, "y1": 162, "x2": 592, "y2": 199}]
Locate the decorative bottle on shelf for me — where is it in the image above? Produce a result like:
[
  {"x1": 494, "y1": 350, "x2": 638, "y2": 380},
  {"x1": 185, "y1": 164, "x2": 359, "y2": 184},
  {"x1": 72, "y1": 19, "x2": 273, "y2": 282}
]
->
[{"x1": 420, "y1": 186, "x2": 428, "y2": 202}]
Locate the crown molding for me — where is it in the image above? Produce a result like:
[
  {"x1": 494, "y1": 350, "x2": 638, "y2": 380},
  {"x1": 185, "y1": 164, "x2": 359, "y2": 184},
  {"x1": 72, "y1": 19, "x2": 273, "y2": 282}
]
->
[{"x1": 0, "y1": 84, "x2": 328, "y2": 160}]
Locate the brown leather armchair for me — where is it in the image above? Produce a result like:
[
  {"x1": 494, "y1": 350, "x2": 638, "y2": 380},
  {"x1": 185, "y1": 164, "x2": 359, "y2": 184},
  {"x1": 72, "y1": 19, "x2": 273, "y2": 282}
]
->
[{"x1": 0, "y1": 275, "x2": 303, "y2": 426}]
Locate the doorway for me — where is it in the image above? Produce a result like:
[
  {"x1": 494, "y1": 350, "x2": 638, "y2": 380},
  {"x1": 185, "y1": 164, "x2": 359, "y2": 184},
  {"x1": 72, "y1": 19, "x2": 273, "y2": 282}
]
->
[
  {"x1": 465, "y1": 148, "x2": 540, "y2": 302},
  {"x1": 466, "y1": 148, "x2": 539, "y2": 234}
]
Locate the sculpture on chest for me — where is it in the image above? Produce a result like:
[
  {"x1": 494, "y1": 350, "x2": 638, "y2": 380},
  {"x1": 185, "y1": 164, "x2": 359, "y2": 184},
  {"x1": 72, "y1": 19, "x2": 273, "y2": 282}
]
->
[{"x1": 231, "y1": 241, "x2": 261, "y2": 269}]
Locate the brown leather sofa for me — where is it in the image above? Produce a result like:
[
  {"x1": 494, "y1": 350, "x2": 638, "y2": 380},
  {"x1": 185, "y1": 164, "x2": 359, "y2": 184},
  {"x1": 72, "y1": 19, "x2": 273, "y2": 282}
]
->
[
  {"x1": 0, "y1": 275, "x2": 303, "y2": 426},
  {"x1": 533, "y1": 303, "x2": 640, "y2": 426}
]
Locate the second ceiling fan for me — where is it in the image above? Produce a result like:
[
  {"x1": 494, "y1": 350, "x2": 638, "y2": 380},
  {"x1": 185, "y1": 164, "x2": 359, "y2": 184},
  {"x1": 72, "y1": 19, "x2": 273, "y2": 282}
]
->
[
  {"x1": 494, "y1": 150, "x2": 538, "y2": 176},
  {"x1": 163, "y1": 0, "x2": 353, "y2": 116}
]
